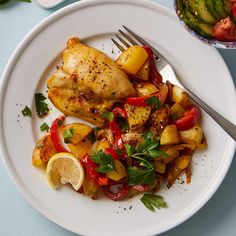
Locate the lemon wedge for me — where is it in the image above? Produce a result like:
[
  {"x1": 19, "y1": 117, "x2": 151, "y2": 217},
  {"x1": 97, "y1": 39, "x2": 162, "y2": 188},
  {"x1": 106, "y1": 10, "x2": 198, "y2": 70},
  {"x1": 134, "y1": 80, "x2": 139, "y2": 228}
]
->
[{"x1": 46, "y1": 152, "x2": 84, "y2": 191}]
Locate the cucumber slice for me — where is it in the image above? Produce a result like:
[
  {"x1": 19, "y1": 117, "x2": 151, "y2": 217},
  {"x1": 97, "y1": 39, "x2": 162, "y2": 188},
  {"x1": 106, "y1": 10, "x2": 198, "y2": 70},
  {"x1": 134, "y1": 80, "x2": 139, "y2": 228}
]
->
[
  {"x1": 206, "y1": 0, "x2": 222, "y2": 20},
  {"x1": 198, "y1": 23, "x2": 214, "y2": 38},
  {"x1": 185, "y1": 8, "x2": 214, "y2": 38},
  {"x1": 213, "y1": 0, "x2": 228, "y2": 18},
  {"x1": 224, "y1": 0, "x2": 233, "y2": 16},
  {"x1": 196, "y1": 0, "x2": 217, "y2": 23},
  {"x1": 185, "y1": 7, "x2": 201, "y2": 30},
  {"x1": 183, "y1": 0, "x2": 198, "y2": 15}
]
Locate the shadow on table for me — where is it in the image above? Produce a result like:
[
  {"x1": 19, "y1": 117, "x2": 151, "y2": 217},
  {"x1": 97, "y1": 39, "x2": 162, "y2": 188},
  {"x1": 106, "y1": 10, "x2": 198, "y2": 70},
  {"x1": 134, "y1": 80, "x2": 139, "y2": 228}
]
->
[{"x1": 48, "y1": 0, "x2": 81, "y2": 12}]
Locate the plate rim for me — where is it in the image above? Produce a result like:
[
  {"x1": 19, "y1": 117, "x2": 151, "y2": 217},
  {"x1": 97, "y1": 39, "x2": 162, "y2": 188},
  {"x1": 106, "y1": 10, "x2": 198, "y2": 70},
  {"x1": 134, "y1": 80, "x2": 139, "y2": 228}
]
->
[{"x1": 0, "y1": 0, "x2": 235, "y2": 235}]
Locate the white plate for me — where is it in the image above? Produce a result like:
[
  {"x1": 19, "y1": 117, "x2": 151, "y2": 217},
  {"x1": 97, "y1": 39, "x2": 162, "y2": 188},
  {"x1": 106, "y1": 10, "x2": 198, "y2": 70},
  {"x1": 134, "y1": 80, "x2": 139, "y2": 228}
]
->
[{"x1": 0, "y1": 0, "x2": 236, "y2": 235}]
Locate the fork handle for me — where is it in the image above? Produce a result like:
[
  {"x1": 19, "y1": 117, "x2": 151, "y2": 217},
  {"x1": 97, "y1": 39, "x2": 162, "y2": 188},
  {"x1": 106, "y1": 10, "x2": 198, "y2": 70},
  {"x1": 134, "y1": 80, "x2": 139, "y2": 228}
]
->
[{"x1": 183, "y1": 86, "x2": 236, "y2": 141}]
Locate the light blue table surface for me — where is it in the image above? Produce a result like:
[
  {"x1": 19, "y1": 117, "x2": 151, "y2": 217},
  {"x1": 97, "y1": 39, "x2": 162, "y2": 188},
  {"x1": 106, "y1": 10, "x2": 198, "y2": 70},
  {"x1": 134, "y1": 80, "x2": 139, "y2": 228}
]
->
[{"x1": 0, "y1": 0, "x2": 236, "y2": 235}]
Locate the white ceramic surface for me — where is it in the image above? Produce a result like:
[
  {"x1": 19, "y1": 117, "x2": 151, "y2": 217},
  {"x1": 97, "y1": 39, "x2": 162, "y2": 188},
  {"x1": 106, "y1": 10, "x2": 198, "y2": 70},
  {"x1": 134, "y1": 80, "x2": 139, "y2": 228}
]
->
[{"x1": 0, "y1": 0, "x2": 235, "y2": 235}]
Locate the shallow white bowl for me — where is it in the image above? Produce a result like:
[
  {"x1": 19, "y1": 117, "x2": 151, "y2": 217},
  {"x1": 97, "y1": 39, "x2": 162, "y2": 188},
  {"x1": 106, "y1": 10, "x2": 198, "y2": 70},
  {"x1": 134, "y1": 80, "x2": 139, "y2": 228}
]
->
[{"x1": 0, "y1": 0, "x2": 236, "y2": 235}]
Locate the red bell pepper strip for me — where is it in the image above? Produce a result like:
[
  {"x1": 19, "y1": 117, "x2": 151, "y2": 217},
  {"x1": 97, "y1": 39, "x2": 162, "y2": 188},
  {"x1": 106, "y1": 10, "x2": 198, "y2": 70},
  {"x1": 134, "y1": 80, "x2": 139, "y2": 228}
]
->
[
  {"x1": 173, "y1": 105, "x2": 201, "y2": 131},
  {"x1": 104, "y1": 148, "x2": 120, "y2": 160},
  {"x1": 80, "y1": 154, "x2": 109, "y2": 186},
  {"x1": 103, "y1": 183, "x2": 129, "y2": 201},
  {"x1": 112, "y1": 107, "x2": 128, "y2": 119},
  {"x1": 127, "y1": 83, "x2": 168, "y2": 106},
  {"x1": 50, "y1": 116, "x2": 69, "y2": 152},
  {"x1": 109, "y1": 120, "x2": 123, "y2": 148},
  {"x1": 107, "y1": 107, "x2": 127, "y2": 148},
  {"x1": 132, "y1": 185, "x2": 149, "y2": 192},
  {"x1": 143, "y1": 46, "x2": 162, "y2": 86},
  {"x1": 233, "y1": 3, "x2": 236, "y2": 18}
]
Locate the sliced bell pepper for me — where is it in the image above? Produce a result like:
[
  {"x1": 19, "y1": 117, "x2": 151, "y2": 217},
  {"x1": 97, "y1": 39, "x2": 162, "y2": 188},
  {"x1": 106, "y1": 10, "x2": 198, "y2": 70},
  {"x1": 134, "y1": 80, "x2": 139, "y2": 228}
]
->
[
  {"x1": 233, "y1": 3, "x2": 236, "y2": 18},
  {"x1": 104, "y1": 148, "x2": 120, "y2": 159},
  {"x1": 132, "y1": 184, "x2": 148, "y2": 192},
  {"x1": 173, "y1": 105, "x2": 201, "y2": 131},
  {"x1": 112, "y1": 107, "x2": 128, "y2": 119},
  {"x1": 127, "y1": 83, "x2": 168, "y2": 106},
  {"x1": 103, "y1": 183, "x2": 129, "y2": 201},
  {"x1": 143, "y1": 46, "x2": 162, "y2": 86},
  {"x1": 109, "y1": 120, "x2": 123, "y2": 148},
  {"x1": 81, "y1": 154, "x2": 109, "y2": 186},
  {"x1": 50, "y1": 116, "x2": 69, "y2": 152}
]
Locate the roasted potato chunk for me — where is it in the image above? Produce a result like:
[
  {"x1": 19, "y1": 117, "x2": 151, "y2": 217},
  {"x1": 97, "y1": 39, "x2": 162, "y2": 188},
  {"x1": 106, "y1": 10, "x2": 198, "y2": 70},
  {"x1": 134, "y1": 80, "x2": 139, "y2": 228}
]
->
[
  {"x1": 160, "y1": 125, "x2": 180, "y2": 145},
  {"x1": 61, "y1": 123, "x2": 92, "y2": 144},
  {"x1": 32, "y1": 135, "x2": 57, "y2": 167},
  {"x1": 170, "y1": 103, "x2": 185, "y2": 119},
  {"x1": 95, "y1": 138, "x2": 110, "y2": 151},
  {"x1": 154, "y1": 161, "x2": 166, "y2": 173},
  {"x1": 68, "y1": 137, "x2": 92, "y2": 159},
  {"x1": 116, "y1": 46, "x2": 149, "y2": 74},
  {"x1": 135, "y1": 82, "x2": 158, "y2": 96},
  {"x1": 106, "y1": 160, "x2": 127, "y2": 181},
  {"x1": 172, "y1": 85, "x2": 190, "y2": 108},
  {"x1": 83, "y1": 174, "x2": 100, "y2": 199},
  {"x1": 174, "y1": 155, "x2": 191, "y2": 170},
  {"x1": 124, "y1": 103, "x2": 151, "y2": 130},
  {"x1": 150, "y1": 107, "x2": 169, "y2": 136},
  {"x1": 134, "y1": 60, "x2": 150, "y2": 81},
  {"x1": 179, "y1": 125, "x2": 203, "y2": 146}
]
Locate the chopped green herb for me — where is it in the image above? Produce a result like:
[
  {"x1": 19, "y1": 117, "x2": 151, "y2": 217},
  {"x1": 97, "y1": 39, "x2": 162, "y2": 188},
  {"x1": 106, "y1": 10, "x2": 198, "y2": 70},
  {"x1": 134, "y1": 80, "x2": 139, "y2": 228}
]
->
[
  {"x1": 172, "y1": 112, "x2": 178, "y2": 120},
  {"x1": 57, "y1": 119, "x2": 63, "y2": 126},
  {"x1": 91, "y1": 150, "x2": 115, "y2": 173},
  {"x1": 21, "y1": 106, "x2": 32, "y2": 117},
  {"x1": 127, "y1": 167, "x2": 156, "y2": 186},
  {"x1": 125, "y1": 132, "x2": 168, "y2": 186},
  {"x1": 101, "y1": 111, "x2": 114, "y2": 121},
  {"x1": 124, "y1": 144, "x2": 135, "y2": 157},
  {"x1": 40, "y1": 122, "x2": 49, "y2": 132},
  {"x1": 88, "y1": 127, "x2": 99, "y2": 143},
  {"x1": 120, "y1": 120, "x2": 129, "y2": 132},
  {"x1": 35, "y1": 93, "x2": 49, "y2": 118},
  {"x1": 63, "y1": 128, "x2": 74, "y2": 143},
  {"x1": 145, "y1": 96, "x2": 162, "y2": 109},
  {"x1": 148, "y1": 149, "x2": 169, "y2": 158},
  {"x1": 140, "y1": 194, "x2": 167, "y2": 212}
]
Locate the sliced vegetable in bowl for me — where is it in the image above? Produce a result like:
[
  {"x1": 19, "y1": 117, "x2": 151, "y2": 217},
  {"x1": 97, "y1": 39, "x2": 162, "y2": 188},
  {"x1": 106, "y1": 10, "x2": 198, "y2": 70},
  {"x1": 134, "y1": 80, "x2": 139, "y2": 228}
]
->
[{"x1": 175, "y1": 0, "x2": 236, "y2": 48}]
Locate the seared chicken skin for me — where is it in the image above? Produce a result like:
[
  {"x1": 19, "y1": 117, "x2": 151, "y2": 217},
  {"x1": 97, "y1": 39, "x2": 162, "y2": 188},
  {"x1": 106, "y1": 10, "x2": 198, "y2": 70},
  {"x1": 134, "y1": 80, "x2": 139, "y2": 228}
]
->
[{"x1": 47, "y1": 37, "x2": 136, "y2": 126}]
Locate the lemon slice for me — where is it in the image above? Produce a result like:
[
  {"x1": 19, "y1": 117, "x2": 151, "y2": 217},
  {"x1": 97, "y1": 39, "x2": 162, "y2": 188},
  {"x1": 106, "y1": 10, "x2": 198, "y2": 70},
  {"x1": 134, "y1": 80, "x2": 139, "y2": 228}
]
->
[{"x1": 46, "y1": 152, "x2": 84, "y2": 191}]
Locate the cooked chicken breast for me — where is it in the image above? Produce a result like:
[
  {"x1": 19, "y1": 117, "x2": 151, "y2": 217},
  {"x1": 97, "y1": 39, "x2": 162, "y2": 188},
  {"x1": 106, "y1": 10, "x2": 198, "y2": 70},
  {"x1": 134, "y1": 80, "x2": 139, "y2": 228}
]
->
[{"x1": 47, "y1": 37, "x2": 136, "y2": 126}]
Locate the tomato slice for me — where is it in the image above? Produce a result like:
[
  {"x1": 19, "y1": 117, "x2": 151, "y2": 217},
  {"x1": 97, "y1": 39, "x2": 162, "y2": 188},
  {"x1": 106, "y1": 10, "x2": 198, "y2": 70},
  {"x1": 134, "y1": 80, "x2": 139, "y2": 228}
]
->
[{"x1": 213, "y1": 17, "x2": 236, "y2": 41}]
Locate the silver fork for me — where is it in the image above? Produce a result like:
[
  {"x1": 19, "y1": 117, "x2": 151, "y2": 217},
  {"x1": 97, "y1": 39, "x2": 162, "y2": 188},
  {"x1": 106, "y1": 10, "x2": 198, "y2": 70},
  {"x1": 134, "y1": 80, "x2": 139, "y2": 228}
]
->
[{"x1": 112, "y1": 25, "x2": 236, "y2": 141}]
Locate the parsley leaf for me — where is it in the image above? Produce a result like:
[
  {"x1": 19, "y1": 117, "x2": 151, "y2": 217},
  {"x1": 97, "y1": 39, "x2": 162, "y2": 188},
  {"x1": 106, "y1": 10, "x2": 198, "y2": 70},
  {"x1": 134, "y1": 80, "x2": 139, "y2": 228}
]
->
[
  {"x1": 101, "y1": 111, "x2": 114, "y2": 121},
  {"x1": 125, "y1": 144, "x2": 135, "y2": 157},
  {"x1": 35, "y1": 93, "x2": 49, "y2": 118},
  {"x1": 145, "y1": 96, "x2": 162, "y2": 110},
  {"x1": 140, "y1": 194, "x2": 167, "y2": 212},
  {"x1": 91, "y1": 150, "x2": 115, "y2": 173},
  {"x1": 63, "y1": 128, "x2": 74, "y2": 143},
  {"x1": 148, "y1": 149, "x2": 169, "y2": 158},
  {"x1": 127, "y1": 167, "x2": 156, "y2": 186},
  {"x1": 40, "y1": 122, "x2": 49, "y2": 132},
  {"x1": 137, "y1": 132, "x2": 159, "y2": 153},
  {"x1": 21, "y1": 106, "x2": 32, "y2": 117}
]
